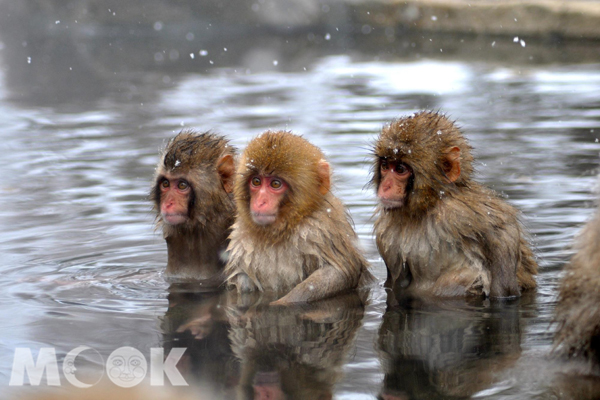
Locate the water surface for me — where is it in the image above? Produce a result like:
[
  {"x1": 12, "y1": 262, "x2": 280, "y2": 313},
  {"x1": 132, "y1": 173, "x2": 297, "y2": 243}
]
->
[{"x1": 0, "y1": 16, "x2": 599, "y2": 399}]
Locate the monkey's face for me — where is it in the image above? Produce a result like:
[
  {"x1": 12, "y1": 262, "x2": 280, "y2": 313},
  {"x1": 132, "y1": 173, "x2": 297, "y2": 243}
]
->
[
  {"x1": 156, "y1": 172, "x2": 193, "y2": 226},
  {"x1": 377, "y1": 158, "x2": 412, "y2": 209},
  {"x1": 248, "y1": 174, "x2": 288, "y2": 225}
]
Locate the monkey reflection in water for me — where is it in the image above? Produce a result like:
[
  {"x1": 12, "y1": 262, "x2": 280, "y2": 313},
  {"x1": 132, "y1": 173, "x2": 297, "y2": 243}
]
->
[
  {"x1": 161, "y1": 284, "x2": 239, "y2": 398},
  {"x1": 378, "y1": 297, "x2": 523, "y2": 400},
  {"x1": 227, "y1": 292, "x2": 366, "y2": 400}
]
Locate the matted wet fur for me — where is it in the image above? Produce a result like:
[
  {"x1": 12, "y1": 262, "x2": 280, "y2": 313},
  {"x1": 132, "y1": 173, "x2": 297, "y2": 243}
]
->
[
  {"x1": 225, "y1": 130, "x2": 372, "y2": 303},
  {"x1": 151, "y1": 130, "x2": 236, "y2": 280},
  {"x1": 372, "y1": 111, "x2": 537, "y2": 299},
  {"x1": 554, "y1": 202, "x2": 600, "y2": 367}
]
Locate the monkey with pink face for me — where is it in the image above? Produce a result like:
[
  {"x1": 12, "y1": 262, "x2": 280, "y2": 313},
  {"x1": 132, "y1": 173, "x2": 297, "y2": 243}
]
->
[
  {"x1": 152, "y1": 130, "x2": 236, "y2": 281},
  {"x1": 225, "y1": 131, "x2": 372, "y2": 304},
  {"x1": 372, "y1": 111, "x2": 537, "y2": 300}
]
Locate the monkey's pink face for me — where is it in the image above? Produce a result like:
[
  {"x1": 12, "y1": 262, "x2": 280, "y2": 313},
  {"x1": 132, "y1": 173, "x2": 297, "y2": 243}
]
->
[
  {"x1": 248, "y1": 175, "x2": 288, "y2": 225},
  {"x1": 159, "y1": 173, "x2": 191, "y2": 225},
  {"x1": 377, "y1": 160, "x2": 412, "y2": 209}
]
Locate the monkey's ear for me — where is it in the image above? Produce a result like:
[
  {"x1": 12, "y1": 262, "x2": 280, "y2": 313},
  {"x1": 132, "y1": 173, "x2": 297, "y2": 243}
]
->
[
  {"x1": 443, "y1": 147, "x2": 461, "y2": 183},
  {"x1": 217, "y1": 154, "x2": 235, "y2": 194},
  {"x1": 317, "y1": 160, "x2": 331, "y2": 195}
]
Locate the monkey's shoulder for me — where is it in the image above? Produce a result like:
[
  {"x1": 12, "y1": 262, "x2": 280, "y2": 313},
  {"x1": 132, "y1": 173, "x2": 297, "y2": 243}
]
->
[
  {"x1": 299, "y1": 207, "x2": 368, "y2": 266},
  {"x1": 439, "y1": 184, "x2": 521, "y2": 232}
]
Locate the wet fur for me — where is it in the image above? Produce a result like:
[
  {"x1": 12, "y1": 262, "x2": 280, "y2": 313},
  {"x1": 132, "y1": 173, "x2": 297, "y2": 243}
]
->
[
  {"x1": 151, "y1": 130, "x2": 236, "y2": 279},
  {"x1": 373, "y1": 111, "x2": 537, "y2": 298},
  {"x1": 225, "y1": 131, "x2": 371, "y2": 302},
  {"x1": 554, "y1": 204, "x2": 600, "y2": 367}
]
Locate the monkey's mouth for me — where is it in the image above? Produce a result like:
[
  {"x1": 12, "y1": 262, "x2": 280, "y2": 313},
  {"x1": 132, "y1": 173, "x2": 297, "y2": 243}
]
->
[
  {"x1": 162, "y1": 213, "x2": 188, "y2": 225},
  {"x1": 380, "y1": 198, "x2": 404, "y2": 210},
  {"x1": 251, "y1": 212, "x2": 277, "y2": 226}
]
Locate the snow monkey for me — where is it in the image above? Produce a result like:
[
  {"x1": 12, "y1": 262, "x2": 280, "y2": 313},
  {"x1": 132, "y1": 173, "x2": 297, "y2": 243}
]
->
[
  {"x1": 152, "y1": 130, "x2": 236, "y2": 281},
  {"x1": 372, "y1": 111, "x2": 537, "y2": 300},
  {"x1": 226, "y1": 130, "x2": 372, "y2": 304}
]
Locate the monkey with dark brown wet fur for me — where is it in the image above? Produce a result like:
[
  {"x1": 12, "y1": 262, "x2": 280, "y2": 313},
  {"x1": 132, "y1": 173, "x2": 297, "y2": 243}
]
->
[
  {"x1": 225, "y1": 130, "x2": 372, "y2": 304},
  {"x1": 554, "y1": 197, "x2": 600, "y2": 367},
  {"x1": 372, "y1": 111, "x2": 537, "y2": 299},
  {"x1": 151, "y1": 130, "x2": 236, "y2": 280}
]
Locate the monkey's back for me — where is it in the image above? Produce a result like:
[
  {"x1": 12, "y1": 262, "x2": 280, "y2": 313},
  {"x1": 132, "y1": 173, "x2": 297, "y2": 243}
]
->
[{"x1": 458, "y1": 183, "x2": 538, "y2": 293}]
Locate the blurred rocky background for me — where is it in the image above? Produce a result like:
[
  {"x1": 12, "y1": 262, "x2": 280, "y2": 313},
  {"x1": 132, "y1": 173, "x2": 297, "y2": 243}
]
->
[{"x1": 0, "y1": 0, "x2": 597, "y2": 105}]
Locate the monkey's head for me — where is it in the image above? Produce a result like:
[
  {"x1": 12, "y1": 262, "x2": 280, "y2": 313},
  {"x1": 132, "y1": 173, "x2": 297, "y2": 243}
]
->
[
  {"x1": 235, "y1": 131, "x2": 330, "y2": 238},
  {"x1": 152, "y1": 130, "x2": 235, "y2": 230},
  {"x1": 372, "y1": 111, "x2": 474, "y2": 214}
]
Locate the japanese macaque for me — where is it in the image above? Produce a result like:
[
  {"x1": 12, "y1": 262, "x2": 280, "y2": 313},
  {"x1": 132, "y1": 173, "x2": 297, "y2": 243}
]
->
[
  {"x1": 151, "y1": 130, "x2": 236, "y2": 280},
  {"x1": 225, "y1": 130, "x2": 371, "y2": 304},
  {"x1": 372, "y1": 111, "x2": 537, "y2": 300},
  {"x1": 554, "y1": 197, "x2": 600, "y2": 368}
]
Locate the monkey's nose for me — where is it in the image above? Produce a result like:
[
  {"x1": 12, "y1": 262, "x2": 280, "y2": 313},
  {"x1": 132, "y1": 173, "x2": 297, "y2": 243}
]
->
[{"x1": 381, "y1": 182, "x2": 393, "y2": 193}]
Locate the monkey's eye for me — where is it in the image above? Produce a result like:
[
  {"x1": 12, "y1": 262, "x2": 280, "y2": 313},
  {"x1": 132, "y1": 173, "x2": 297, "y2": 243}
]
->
[
  {"x1": 251, "y1": 177, "x2": 262, "y2": 187},
  {"x1": 161, "y1": 179, "x2": 169, "y2": 188},
  {"x1": 396, "y1": 164, "x2": 410, "y2": 174},
  {"x1": 177, "y1": 181, "x2": 189, "y2": 190},
  {"x1": 270, "y1": 179, "x2": 282, "y2": 189},
  {"x1": 381, "y1": 160, "x2": 389, "y2": 170}
]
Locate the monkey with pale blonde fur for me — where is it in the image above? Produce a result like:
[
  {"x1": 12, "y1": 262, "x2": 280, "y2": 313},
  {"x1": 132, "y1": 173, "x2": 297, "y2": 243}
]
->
[{"x1": 225, "y1": 131, "x2": 372, "y2": 304}]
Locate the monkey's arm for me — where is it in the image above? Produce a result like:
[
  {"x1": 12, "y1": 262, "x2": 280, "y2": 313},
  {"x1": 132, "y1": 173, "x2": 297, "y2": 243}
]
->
[
  {"x1": 271, "y1": 266, "x2": 348, "y2": 305},
  {"x1": 483, "y1": 225, "x2": 522, "y2": 298},
  {"x1": 228, "y1": 271, "x2": 259, "y2": 293},
  {"x1": 485, "y1": 255, "x2": 522, "y2": 297}
]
